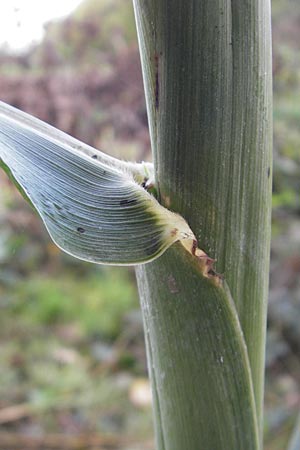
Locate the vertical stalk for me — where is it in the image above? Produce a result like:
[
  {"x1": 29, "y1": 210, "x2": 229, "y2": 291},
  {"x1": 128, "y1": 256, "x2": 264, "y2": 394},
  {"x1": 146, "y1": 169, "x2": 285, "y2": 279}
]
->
[
  {"x1": 134, "y1": 0, "x2": 272, "y2": 448},
  {"x1": 287, "y1": 413, "x2": 300, "y2": 450}
]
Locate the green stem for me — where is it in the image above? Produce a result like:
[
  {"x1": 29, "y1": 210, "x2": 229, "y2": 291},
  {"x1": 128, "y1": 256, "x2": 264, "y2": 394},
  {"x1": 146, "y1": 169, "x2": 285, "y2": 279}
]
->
[
  {"x1": 134, "y1": 0, "x2": 272, "y2": 447},
  {"x1": 136, "y1": 245, "x2": 259, "y2": 449},
  {"x1": 287, "y1": 412, "x2": 300, "y2": 450}
]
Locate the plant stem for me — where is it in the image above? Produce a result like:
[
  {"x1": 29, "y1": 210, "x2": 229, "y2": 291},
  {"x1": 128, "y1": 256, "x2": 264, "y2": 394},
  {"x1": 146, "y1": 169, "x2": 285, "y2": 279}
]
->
[
  {"x1": 134, "y1": 0, "x2": 272, "y2": 447},
  {"x1": 136, "y1": 245, "x2": 259, "y2": 450},
  {"x1": 287, "y1": 412, "x2": 300, "y2": 450}
]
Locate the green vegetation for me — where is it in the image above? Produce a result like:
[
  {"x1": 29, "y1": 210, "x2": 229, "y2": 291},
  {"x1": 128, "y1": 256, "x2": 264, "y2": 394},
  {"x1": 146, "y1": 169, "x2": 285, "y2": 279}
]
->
[
  {"x1": 0, "y1": 0, "x2": 299, "y2": 448},
  {"x1": 9, "y1": 270, "x2": 137, "y2": 338}
]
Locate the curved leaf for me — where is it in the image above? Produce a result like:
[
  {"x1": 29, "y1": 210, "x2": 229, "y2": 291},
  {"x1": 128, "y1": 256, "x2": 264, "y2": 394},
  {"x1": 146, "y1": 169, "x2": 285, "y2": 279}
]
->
[{"x1": 0, "y1": 101, "x2": 194, "y2": 265}]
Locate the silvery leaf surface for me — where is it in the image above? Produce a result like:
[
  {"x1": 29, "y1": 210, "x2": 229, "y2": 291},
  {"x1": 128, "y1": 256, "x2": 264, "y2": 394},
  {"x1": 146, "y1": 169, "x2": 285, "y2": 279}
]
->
[{"x1": 0, "y1": 102, "x2": 194, "y2": 265}]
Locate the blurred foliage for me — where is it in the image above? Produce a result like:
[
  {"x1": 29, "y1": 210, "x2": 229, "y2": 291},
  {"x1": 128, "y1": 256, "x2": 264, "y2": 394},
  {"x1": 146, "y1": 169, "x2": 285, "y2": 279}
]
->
[
  {"x1": 270, "y1": 13, "x2": 300, "y2": 446},
  {"x1": 272, "y1": 0, "x2": 300, "y2": 218},
  {"x1": 31, "y1": 0, "x2": 137, "y2": 70},
  {"x1": 0, "y1": 0, "x2": 149, "y2": 165},
  {"x1": 9, "y1": 271, "x2": 137, "y2": 338},
  {"x1": 0, "y1": 0, "x2": 299, "y2": 448},
  {"x1": 0, "y1": 180, "x2": 153, "y2": 447}
]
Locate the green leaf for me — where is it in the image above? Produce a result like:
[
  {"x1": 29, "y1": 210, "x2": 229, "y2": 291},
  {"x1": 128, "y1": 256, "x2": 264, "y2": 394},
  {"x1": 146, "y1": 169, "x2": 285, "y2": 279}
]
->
[{"x1": 0, "y1": 101, "x2": 194, "y2": 265}]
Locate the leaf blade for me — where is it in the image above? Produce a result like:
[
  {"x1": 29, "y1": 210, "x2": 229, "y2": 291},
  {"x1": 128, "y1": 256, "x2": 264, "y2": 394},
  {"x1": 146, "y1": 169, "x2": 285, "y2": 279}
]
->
[{"x1": 0, "y1": 102, "x2": 194, "y2": 265}]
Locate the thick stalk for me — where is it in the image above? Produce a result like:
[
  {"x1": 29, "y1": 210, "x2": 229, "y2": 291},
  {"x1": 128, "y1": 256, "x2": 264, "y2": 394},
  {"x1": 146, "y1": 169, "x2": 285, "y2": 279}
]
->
[
  {"x1": 287, "y1": 412, "x2": 300, "y2": 450},
  {"x1": 136, "y1": 246, "x2": 259, "y2": 450},
  {"x1": 134, "y1": 0, "x2": 272, "y2": 447}
]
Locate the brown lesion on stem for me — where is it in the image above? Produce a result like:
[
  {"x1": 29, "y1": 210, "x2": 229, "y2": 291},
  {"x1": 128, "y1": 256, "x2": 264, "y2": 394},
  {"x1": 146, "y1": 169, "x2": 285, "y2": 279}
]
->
[
  {"x1": 154, "y1": 52, "x2": 160, "y2": 109},
  {"x1": 170, "y1": 228, "x2": 178, "y2": 237},
  {"x1": 140, "y1": 176, "x2": 157, "y2": 198},
  {"x1": 141, "y1": 177, "x2": 154, "y2": 191},
  {"x1": 181, "y1": 238, "x2": 223, "y2": 286},
  {"x1": 152, "y1": 197, "x2": 222, "y2": 286}
]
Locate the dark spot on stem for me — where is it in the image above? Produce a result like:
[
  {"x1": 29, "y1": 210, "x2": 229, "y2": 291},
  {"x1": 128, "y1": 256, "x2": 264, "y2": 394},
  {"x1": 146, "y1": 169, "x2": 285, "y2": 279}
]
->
[
  {"x1": 77, "y1": 227, "x2": 85, "y2": 233},
  {"x1": 142, "y1": 177, "x2": 155, "y2": 194},
  {"x1": 192, "y1": 239, "x2": 198, "y2": 256},
  {"x1": 267, "y1": 167, "x2": 271, "y2": 178},
  {"x1": 141, "y1": 177, "x2": 148, "y2": 188},
  {"x1": 154, "y1": 53, "x2": 159, "y2": 109},
  {"x1": 155, "y1": 74, "x2": 159, "y2": 109},
  {"x1": 120, "y1": 198, "x2": 138, "y2": 206}
]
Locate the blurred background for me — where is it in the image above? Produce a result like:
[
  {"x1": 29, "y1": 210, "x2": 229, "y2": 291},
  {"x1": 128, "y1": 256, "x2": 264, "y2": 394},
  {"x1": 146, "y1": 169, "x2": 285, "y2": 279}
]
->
[{"x1": 0, "y1": 0, "x2": 299, "y2": 449}]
